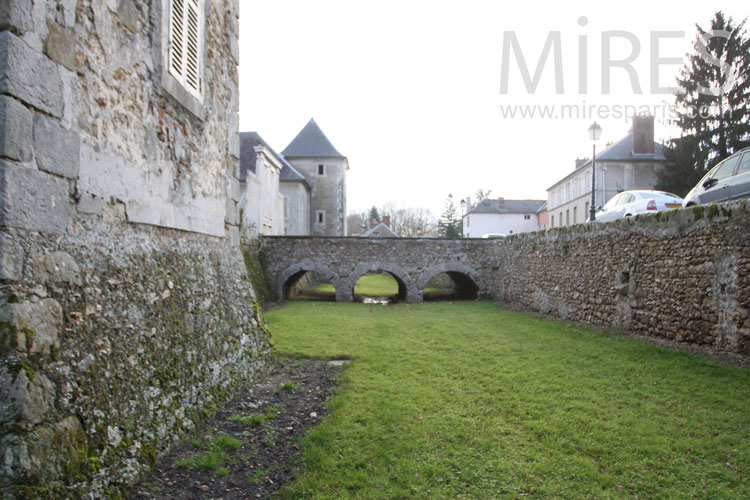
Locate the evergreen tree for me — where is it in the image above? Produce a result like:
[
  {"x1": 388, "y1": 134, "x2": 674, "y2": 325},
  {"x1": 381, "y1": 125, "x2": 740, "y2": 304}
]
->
[
  {"x1": 369, "y1": 206, "x2": 380, "y2": 224},
  {"x1": 656, "y1": 135, "x2": 706, "y2": 197},
  {"x1": 438, "y1": 194, "x2": 461, "y2": 238},
  {"x1": 671, "y1": 12, "x2": 750, "y2": 172}
]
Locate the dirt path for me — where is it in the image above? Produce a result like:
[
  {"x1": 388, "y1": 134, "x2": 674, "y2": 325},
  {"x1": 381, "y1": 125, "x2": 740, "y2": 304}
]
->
[{"x1": 129, "y1": 359, "x2": 340, "y2": 500}]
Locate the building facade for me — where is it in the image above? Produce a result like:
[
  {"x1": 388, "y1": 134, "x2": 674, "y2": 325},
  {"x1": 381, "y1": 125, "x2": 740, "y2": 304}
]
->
[
  {"x1": 462, "y1": 198, "x2": 546, "y2": 237},
  {"x1": 238, "y1": 119, "x2": 347, "y2": 237},
  {"x1": 547, "y1": 116, "x2": 666, "y2": 228}
]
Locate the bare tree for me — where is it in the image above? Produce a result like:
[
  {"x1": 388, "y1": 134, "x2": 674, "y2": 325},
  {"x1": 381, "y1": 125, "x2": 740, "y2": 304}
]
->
[
  {"x1": 475, "y1": 188, "x2": 493, "y2": 201},
  {"x1": 346, "y1": 210, "x2": 369, "y2": 235},
  {"x1": 379, "y1": 201, "x2": 439, "y2": 237}
]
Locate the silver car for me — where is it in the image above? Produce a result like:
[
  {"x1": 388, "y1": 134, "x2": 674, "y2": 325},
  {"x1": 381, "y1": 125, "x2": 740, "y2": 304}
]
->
[
  {"x1": 595, "y1": 190, "x2": 683, "y2": 222},
  {"x1": 682, "y1": 147, "x2": 750, "y2": 206}
]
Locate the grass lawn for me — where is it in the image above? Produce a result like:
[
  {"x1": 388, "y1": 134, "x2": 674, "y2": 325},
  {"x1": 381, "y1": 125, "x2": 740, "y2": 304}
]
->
[
  {"x1": 313, "y1": 273, "x2": 399, "y2": 298},
  {"x1": 265, "y1": 301, "x2": 750, "y2": 499}
]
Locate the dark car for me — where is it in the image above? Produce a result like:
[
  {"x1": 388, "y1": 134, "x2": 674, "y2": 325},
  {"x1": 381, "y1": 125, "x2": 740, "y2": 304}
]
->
[{"x1": 682, "y1": 146, "x2": 750, "y2": 206}]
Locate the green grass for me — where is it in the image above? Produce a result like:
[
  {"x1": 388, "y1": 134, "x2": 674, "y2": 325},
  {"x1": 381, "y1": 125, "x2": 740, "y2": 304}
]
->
[
  {"x1": 174, "y1": 434, "x2": 244, "y2": 474},
  {"x1": 266, "y1": 301, "x2": 750, "y2": 499},
  {"x1": 313, "y1": 274, "x2": 399, "y2": 298},
  {"x1": 229, "y1": 406, "x2": 279, "y2": 426},
  {"x1": 281, "y1": 381, "x2": 297, "y2": 391}
]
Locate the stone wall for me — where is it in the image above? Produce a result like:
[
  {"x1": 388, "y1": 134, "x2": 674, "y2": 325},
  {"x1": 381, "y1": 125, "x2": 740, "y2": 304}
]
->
[
  {"x1": 0, "y1": 0, "x2": 272, "y2": 498},
  {"x1": 499, "y1": 201, "x2": 750, "y2": 355},
  {"x1": 261, "y1": 200, "x2": 750, "y2": 357}
]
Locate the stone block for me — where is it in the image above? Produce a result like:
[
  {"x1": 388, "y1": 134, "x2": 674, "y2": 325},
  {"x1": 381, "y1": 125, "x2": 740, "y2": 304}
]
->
[
  {"x1": 228, "y1": 176, "x2": 240, "y2": 202},
  {"x1": 0, "y1": 298, "x2": 63, "y2": 355},
  {"x1": 0, "y1": 368, "x2": 55, "y2": 425},
  {"x1": 117, "y1": 0, "x2": 139, "y2": 32},
  {"x1": 0, "y1": 32, "x2": 64, "y2": 117},
  {"x1": 0, "y1": 231, "x2": 25, "y2": 280},
  {"x1": 32, "y1": 251, "x2": 82, "y2": 286},
  {"x1": 0, "y1": 95, "x2": 33, "y2": 162},
  {"x1": 33, "y1": 113, "x2": 80, "y2": 179},
  {"x1": 225, "y1": 197, "x2": 238, "y2": 225},
  {"x1": 76, "y1": 191, "x2": 106, "y2": 215},
  {"x1": 0, "y1": 0, "x2": 34, "y2": 34},
  {"x1": 0, "y1": 160, "x2": 72, "y2": 234},
  {"x1": 44, "y1": 23, "x2": 77, "y2": 71},
  {"x1": 228, "y1": 224, "x2": 240, "y2": 247}
]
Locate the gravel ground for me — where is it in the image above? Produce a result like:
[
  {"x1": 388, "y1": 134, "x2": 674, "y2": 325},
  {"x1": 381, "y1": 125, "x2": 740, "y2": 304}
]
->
[{"x1": 129, "y1": 358, "x2": 341, "y2": 500}]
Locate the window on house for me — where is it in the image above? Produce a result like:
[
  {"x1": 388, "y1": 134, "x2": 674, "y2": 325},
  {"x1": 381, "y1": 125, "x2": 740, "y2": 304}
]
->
[
  {"x1": 524, "y1": 215, "x2": 531, "y2": 220},
  {"x1": 573, "y1": 206, "x2": 577, "y2": 224},
  {"x1": 566, "y1": 210, "x2": 569, "y2": 225},
  {"x1": 585, "y1": 202, "x2": 589, "y2": 218},
  {"x1": 559, "y1": 212, "x2": 563, "y2": 226},
  {"x1": 551, "y1": 215, "x2": 555, "y2": 227},
  {"x1": 316, "y1": 210, "x2": 325, "y2": 225},
  {"x1": 168, "y1": 0, "x2": 204, "y2": 101},
  {"x1": 317, "y1": 164, "x2": 325, "y2": 176}
]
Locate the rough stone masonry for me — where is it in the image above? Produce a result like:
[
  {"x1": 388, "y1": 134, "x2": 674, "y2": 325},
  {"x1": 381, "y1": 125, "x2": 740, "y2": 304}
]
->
[
  {"x1": 0, "y1": 1, "x2": 272, "y2": 498},
  {"x1": 262, "y1": 200, "x2": 750, "y2": 356}
]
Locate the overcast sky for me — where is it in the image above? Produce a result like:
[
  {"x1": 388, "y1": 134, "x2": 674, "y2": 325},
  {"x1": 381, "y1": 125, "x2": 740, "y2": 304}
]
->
[{"x1": 237, "y1": 1, "x2": 746, "y2": 217}]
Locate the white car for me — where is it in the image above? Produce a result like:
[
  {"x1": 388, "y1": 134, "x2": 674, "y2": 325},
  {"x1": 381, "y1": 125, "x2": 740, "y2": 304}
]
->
[{"x1": 594, "y1": 190, "x2": 683, "y2": 222}]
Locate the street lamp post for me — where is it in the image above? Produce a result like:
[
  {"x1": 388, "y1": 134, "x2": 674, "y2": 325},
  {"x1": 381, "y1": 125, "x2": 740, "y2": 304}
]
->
[{"x1": 588, "y1": 122, "x2": 602, "y2": 222}]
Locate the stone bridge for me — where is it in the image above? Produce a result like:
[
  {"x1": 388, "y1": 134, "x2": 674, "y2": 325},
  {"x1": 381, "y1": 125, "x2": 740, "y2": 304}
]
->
[{"x1": 259, "y1": 236, "x2": 500, "y2": 302}]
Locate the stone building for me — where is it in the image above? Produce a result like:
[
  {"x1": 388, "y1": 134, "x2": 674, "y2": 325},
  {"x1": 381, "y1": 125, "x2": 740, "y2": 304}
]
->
[
  {"x1": 282, "y1": 118, "x2": 349, "y2": 237},
  {"x1": 238, "y1": 119, "x2": 348, "y2": 237},
  {"x1": 0, "y1": 1, "x2": 271, "y2": 497},
  {"x1": 546, "y1": 115, "x2": 666, "y2": 228}
]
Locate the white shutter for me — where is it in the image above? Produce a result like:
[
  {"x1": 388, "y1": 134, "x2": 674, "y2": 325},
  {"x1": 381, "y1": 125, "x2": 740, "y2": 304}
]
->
[{"x1": 168, "y1": 0, "x2": 203, "y2": 100}]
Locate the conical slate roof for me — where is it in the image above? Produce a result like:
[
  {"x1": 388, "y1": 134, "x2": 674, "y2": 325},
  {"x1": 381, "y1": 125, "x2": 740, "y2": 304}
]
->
[{"x1": 281, "y1": 118, "x2": 345, "y2": 158}]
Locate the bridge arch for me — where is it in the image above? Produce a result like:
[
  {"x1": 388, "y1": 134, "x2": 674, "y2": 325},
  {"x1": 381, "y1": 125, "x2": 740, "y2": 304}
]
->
[
  {"x1": 417, "y1": 262, "x2": 481, "y2": 300},
  {"x1": 276, "y1": 261, "x2": 341, "y2": 302},
  {"x1": 341, "y1": 262, "x2": 419, "y2": 303}
]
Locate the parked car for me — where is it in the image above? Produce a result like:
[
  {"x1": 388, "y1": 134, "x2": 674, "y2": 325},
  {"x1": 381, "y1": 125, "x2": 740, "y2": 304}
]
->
[
  {"x1": 682, "y1": 146, "x2": 750, "y2": 206},
  {"x1": 481, "y1": 233, "x2": 506, "y2": 239},
  {"x1": 594, "y1": 190, "x2": 683, "y2": 222}
]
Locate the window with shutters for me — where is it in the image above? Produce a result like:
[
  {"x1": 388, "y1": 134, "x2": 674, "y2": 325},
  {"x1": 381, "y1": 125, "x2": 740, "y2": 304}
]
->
[{"x1": 168, "y1": 0, "x2": 203, "y2": 101}]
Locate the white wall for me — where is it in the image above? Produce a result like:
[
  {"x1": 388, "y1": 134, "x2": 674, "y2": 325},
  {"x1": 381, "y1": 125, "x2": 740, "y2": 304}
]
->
[
  {"x1": 239, "y1": 147, "x2": 284, "y2": 237},
  {"x1": 280, "y1": 182, "x2": 310, "y2": 235},
  {"x1": 463, "y1": 213, "x2": 539, "y2": 237}
]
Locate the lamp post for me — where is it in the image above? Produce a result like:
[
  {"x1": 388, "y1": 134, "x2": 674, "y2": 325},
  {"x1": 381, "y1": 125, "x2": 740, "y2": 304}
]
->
[
  {"x1": 460, "y1": 199, "x2": 466, "y2": 237},
  {"x1": 588, "y1": 122, "x2": 602, "y2": 222}
]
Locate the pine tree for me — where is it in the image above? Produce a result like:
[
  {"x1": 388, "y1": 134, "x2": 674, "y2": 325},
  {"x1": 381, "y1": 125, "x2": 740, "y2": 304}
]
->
[
  {"x1": 368, "y1": 206, "x2": 380, "y2": 224},
  {"x1": 672, "y1": 12, "x2": 750, "y2": 171},
  {"x1": 438, "y1": 194, "x2": 461, "y2": 238},
  {"x1": 656, "y1": 135, "x2": 705, "y2": 197}
]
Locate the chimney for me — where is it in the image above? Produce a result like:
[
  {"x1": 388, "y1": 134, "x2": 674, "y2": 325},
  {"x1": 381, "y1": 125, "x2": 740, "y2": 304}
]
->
[
  {"x1": 575, "y1": 158, "x2": 588, "y2": 169},
  {"x1": 497, "y1": 197, "x2": 505, "y2": 209},
  {"x1": 632, "y1": 115, "x2": 654, "y2": 154},
  {"x1": 371, "y1": 218, "x2": 378, "y2": 229},
  {"x1": 382, "y1": 215, "x2": 391, "y2": 227}
]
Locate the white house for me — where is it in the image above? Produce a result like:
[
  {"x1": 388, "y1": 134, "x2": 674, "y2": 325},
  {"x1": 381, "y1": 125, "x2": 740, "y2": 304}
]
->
[
  {"x1": 462, "y1": 198, "x2": 546, "y2": 237},
  {"x1": 546, "y1": 116, "x2": 666, "y2": 228}
]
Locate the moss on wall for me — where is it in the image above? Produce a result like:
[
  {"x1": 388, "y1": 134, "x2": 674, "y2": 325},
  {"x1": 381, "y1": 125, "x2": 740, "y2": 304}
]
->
[{"x1": 241, "y1": 240, "x2": 273, "y2": 305}]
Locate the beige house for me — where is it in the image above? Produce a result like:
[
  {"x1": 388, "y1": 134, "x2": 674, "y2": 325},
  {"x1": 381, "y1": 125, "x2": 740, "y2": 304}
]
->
[
  {"x1": 238, "y1": 119, "x2": 348, "y2": 237},
  {"x1": 546, "y1": 116, "x2": 666, "y2": 228}
]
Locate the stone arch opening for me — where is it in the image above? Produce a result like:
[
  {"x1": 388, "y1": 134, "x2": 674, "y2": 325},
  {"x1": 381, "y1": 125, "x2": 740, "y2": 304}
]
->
[
  {"x1": 344, "y1": 263, "x2": 418, "y2": 303},
  {"x1": 418, "y1": 264, "x2": 480, "y2": 301},
  {"x1": 277, "y1": 262, "x2": 340, "y2": 302}
]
